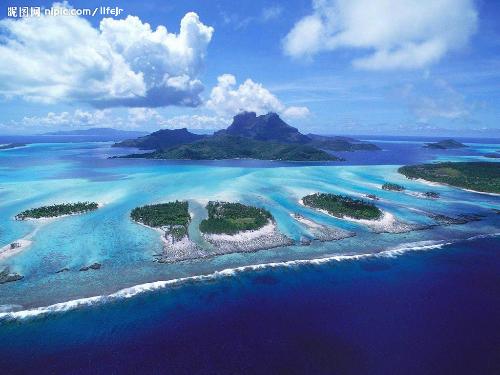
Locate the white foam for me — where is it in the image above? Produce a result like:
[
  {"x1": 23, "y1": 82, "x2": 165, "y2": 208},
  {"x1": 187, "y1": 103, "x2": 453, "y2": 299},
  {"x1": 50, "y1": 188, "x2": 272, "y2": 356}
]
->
[
  {"x1": 3, "y1": 233, "x2": 494, "y2": 321},
  {"x1": 415, "y1": 178, "x2": 500, "y2": 197}
]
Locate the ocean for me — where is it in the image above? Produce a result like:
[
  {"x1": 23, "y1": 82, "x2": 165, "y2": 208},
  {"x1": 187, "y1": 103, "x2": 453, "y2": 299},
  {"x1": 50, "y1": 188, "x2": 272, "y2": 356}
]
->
[{"x1": 0, "y1": 136, "x2": 498, "y2": 374}]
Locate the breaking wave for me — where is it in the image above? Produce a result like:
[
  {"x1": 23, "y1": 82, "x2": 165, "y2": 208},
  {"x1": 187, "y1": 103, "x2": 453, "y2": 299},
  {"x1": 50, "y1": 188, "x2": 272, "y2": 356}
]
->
[{"x1": 1, "y1": 233, "x2": 498, "y2": 321}]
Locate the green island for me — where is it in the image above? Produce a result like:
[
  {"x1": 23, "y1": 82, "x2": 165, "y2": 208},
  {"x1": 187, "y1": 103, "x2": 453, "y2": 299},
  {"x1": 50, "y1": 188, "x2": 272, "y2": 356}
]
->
[
  {"x1": 15, "y1": 202, "x2": 98, "y2": 220},
  {"x1": 124, "y1": 135, "x2": 341, "y2": 162},
  {"x1": 199, "y1": 201, "x2": 272, "y2": 234},
  {"x1": 302, "y1": 193, "x2": 383, "y2": 220},
  {"x1": 130, "y1": 201, "x2": 190, "y2": 240},
  {"x1": 398, "y1": 162, "x2": 500, "y2": 194},
  {"x1": 382, "y1": 183, "x2": 405, "y2": 191},
  {"x1": 424, "y1": 139, "x2": 467, "y2": 149}
]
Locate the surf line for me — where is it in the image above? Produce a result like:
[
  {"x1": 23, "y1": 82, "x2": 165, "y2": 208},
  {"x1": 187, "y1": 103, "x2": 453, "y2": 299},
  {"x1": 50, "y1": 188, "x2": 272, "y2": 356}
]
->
[{"x1": 2, "y1": 233, "x2": 499, "y2": 321}]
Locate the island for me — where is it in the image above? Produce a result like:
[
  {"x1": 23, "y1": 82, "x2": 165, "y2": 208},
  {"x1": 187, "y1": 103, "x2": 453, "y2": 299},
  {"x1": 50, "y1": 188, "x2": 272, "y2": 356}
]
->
[
  {"x1": 484, "y1": 153, "x2": 500, "y2": 159},
  {"x1": 302, "y1": 193, "x2": 383, "y2": 220},
  {"x1": 0, "y1": 143, "x2": 27, "y2": 150},
  {"x1": 306, "y1": 134, "x2": 381, "y2": 151},
  {"x1": 424, "y1": 139, "x2": 467, "y2": 149},
  {"x1": 15, "y1": 202, "x2": 99, "y2": 220},
  {"x1": 114, "y1": 128, "x2": 205, "y2": 150},
  {"x1": 199, "y1": 201, "x2": 292, "y2": 253},
  {"x1": 130, "y1": 201, "x2": 203, "y2": 262},
  {"x1": 114, "y1": 112, "x2": 353, "y2": 161},
  {"x1": 125, "y1": 135, "x2": 340, "y2": 161},
  {"x1": 398, "y1": 162, "x2": 500, "y2": 194},
  {"x1": 43, "y1": 128, "x2": 148, "y2": 140},
  {"x1": 382, "y1": 183, "x2": 405, "y2": 191}
]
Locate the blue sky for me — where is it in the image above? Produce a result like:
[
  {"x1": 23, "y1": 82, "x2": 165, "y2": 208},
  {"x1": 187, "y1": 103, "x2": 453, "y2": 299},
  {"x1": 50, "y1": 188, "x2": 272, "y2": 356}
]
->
[{"x1": 0, "y1": 0, "x2": 499, "y2": 136}]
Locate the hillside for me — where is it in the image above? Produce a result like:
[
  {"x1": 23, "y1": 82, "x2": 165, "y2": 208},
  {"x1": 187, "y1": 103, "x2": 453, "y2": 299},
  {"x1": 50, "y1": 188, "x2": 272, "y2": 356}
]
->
[
  {"x1": 114, "y1": 128, "x2": 205, "y2": 150},
  {"x1": 424, "y1": 139, "x2": 467, "y2": 149},
  {"x1": 217, "y1": 112, "x2": 311, "y2": 144},
  {"x1": 307, "y1": 134, "x2": 381, "y2": 151},
  {"x1": 123, "y1": 135, "x2": 341, "y2": 161}
]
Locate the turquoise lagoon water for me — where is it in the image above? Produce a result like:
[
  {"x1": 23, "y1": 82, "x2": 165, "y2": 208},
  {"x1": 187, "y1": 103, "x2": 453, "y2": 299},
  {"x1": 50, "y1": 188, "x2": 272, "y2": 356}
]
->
[{"x1": 0, "y1": 139, "x2": 499, "y2": 312}]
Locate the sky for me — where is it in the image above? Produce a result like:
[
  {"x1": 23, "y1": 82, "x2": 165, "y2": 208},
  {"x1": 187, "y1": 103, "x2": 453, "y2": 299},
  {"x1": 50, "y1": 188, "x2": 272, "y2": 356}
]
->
[{"x1": 0, "y1": 0, "x2": 499, "y2": 136}]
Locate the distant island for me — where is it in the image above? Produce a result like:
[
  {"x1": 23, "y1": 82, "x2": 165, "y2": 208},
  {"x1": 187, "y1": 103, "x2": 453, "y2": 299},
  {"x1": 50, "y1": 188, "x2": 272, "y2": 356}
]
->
[
  {"x1": 382, "y1": 183, "x2": 405, "y2": 191},
  {"x1": 399, "y1": 162, "x2": 500, "y2": 194},
  {"x1": 15, "y1": 202, "x2": 99, "y2": 220},
  {"x1": 114, "y1": 128, "x2": 205, "y2": 150},
  {"x1": 424, "y1": 139, "x2": 467, "y2": 149},
  {"x1": 113, "y1": 112, "x2": 380, "y2": 161},
  {"x1": 484, "y1": 153, "x2": 500, "y2": 159},
  {"x1": 302, "y1": 193, "x2": 383, "y2": 220},
  {"x1": 122, "y1": 135, "x2": 341, "y2": 161},
  {"x1": 306, "y1": 134, "x2": 381, "y2": 151},
  {"x1": 0, "y1": 143, "x2": 27, "y2": 150},
  {"x1": 42, "y1": 128, "x2": 148, "y2": 140}
]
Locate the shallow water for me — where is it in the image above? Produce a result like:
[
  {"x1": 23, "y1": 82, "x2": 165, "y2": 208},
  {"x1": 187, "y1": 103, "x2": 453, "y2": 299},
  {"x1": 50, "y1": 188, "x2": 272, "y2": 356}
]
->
[{"x1": 0, "y1": 139, "x2": 499, "y2": 310}]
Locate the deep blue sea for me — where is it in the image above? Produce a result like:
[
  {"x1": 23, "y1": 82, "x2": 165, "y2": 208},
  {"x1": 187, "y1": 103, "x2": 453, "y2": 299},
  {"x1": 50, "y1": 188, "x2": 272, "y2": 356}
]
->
[
  {"x1": 0, "y1": 236, "x2": 498, "y2": 374},
  {"x1": 0, "y1": 135, "x2": 498, "y2": 374}
]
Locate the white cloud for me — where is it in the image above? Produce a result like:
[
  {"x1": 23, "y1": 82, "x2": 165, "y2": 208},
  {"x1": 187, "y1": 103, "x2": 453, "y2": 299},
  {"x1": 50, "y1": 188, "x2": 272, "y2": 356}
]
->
[
  {"x1": 0, "y1": 2, "x2": 214, "y2": 107},
  {"x1": 206, "y1": 74, "x2": 310, "y2": 119},
  {"x1": 262, "y1": 6, "x2": 283, "y2": 22},
  {"x1": 127, "y1": 108, "x2": 161, "y2": 123},
  {"x1": 282, "y1": 106, "x2": 311, "y2": 118},
  {"x1": 401, "y1": 79, "x2": 471, "y2": 122},
  {"x1": 4, "y1": 108, "x2": 227, "y2": 132},
  {"x1": 158, "y1": 115, "x2": 229, "y2": 130},
  {"x1": 16, "y1": 109, "x2": 121, "y2": 129},
  {"x1": 283, "y1": 0, "x2": 478, "y2": 69}
]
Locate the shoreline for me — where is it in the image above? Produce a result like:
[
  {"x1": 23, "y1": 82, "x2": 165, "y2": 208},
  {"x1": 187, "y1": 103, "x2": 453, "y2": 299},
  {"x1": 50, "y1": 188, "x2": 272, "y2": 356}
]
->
[
  {"x1": 15, "y1": 202, "x2": 104, "y2": 222},
  {"x1": 2, "y1": 232, "x2": 498, "y2": 320},
  {"x1": 0, "y1": 239, "x2": 32, "y2": 261},
  {"x1": 291, "y1": 213, "x2": 355, "y2": 241},
  {"x1": 413, "y1": 178, "x2": 500, "y2": 197},
  {"x1": 299, "y1": 199, "x2": 424, "y2": 234},
  {"x1": 202, "y1": 221, "x2": 294, "y2": 254}
]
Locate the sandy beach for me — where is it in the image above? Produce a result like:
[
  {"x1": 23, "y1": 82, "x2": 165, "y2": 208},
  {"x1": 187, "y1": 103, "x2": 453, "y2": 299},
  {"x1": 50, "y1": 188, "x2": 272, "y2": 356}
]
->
[
  {"x1": 0, "y1": 239, "x2": 32, "y2": 261},
  {"x1": 203, "y1": 221, "x2": 293, "y2": 254}
]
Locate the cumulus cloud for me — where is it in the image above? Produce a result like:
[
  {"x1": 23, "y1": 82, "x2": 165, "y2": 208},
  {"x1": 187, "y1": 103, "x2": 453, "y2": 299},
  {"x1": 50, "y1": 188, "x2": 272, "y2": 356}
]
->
[
  {"x1": 283, "y1": 0, "x2": 478, "y2": 69},
  {"x1": 0, "y1": 2, "x2": 214, "y2": 107},
  {"x1": 206, "y1": 74, "x2": 310, "y2": 119},
  {"x1": 4, "y1": 107, "x2": 228, "y2": 132},
  {"x1": 16, "y1": 109, "x2": 119, "y2": 129}
]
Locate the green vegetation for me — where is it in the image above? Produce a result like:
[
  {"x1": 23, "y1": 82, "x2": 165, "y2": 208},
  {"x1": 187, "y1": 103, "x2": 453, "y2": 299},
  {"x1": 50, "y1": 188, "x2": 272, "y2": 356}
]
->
[
  {"x1": 16, "y1": 202, "x2": 98, "y2": 220},
  {"x1": 131, "y1": 201, "x2": 190, "y2": 239},
  {"x1": 398, "y1": 162, "x2": 500, "y2": 194},
  {"x1": 123, "y1": 135, "x2": 341, "y2": 162},
  {"x1": 302, "y1": 193, "x2": 382, "y2": 220},
  {"x1": 382, "y1": 183, "x2": 405, "y2": 191},
  {"x1": 199, "y1": 201, "x2": 272, "y2": 234},
  {"x1": 424, "y1": 139, "x2": 467, "y2": 149}
]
